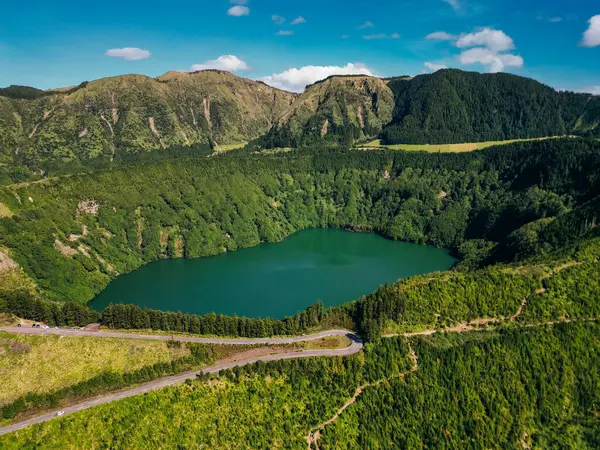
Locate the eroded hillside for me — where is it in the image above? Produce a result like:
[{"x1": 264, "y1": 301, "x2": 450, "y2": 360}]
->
[
  {"x1": 258, "y1": 75, "x2": 395, "y2": 148},
  {"x1": 0, "y1": 70, "x2": 296, "y2": 181}
]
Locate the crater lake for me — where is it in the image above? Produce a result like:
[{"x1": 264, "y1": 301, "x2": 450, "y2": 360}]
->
[{"x1": 90, "y1": 229, "x2": 456, "y2": 318}]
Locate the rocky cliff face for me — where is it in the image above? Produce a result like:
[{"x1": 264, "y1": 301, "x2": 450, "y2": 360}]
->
[{"x1": 257, "y1": 75, "x2": 395, "y2": 148}]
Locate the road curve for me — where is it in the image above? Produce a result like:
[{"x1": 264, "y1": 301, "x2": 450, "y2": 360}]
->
[{"x1": 0, "y1": 328, "x2": 362, "y2": 437}]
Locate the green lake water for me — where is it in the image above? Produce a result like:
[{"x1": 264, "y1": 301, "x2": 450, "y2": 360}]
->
[{"x1": 90, "y1": 229, "x2": 456, "y2": 318}]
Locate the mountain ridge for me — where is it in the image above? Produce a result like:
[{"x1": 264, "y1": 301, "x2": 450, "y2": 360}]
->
[{"x1": 1, "y1": 69, "x2": 599, "y2": 185}]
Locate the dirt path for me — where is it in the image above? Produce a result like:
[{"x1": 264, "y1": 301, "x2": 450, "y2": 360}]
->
[
  {"x1": 306, "y1": 344, "x2": 418, "y2": 449},
  {"x1": 0, "y1": 329, "x2": 362, "y2": 437},
  {"x1": 306, "y1": 313, "x2": 597, "y2": 449}
]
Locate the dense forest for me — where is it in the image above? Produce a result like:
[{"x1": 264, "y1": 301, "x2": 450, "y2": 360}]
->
[
  {"x1": 1, "y1": 322, "x2": 597, "y2": 449},
  {"x1": 0, "y1": 138, "x2": 599, "y2": 341},
  {"x1": 320, "y1": 322, "x2": 600, "y2": 449},
  {"x1": 381, "y1": 69, "x2": 600, "y2": 144}
]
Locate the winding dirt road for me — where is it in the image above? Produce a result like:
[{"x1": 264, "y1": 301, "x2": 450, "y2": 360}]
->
[{"x1": 0, "y1": 327, "x2": 362, "y2": 437}]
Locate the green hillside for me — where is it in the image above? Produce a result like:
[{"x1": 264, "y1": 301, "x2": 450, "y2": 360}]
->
[
  {"x1": 2, "y1": 69, "x2": 599, "y2": 183},
  {"x1": 256, "y1": 69, "x2": 600, "y2": 149},
  {"x1": 382, "y1": 69, "x2": 600, "y2": 144},
  {"x1": 257, "y1": 75, "x2": 395, "y2": 148},
  {"x1": 0, "y1": 138, "x2": 598, "y2": 310},
  {"x1": 0, "y1": 70, "x2": 295, "y2": 184}
]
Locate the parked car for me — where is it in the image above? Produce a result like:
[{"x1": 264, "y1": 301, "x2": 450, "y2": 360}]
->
[
  {"x1": 42, "y1": 325, "x2": 49, "y2": 329},
  {"x1": 55, "y1": 411, "x2": 65, "y2": 417},
  {"x1": 16, "y1": 323, "x2": 21, "y2": 327}
]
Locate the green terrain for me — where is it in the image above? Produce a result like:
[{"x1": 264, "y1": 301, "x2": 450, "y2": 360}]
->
[
  {"x1": 0, "y1": 68, "x2": 599, "y2": 448},
  {"x1": 0, "y1": 70, "x2": 295, "y2": 183},
  {"x1": 2, "y1": 69, "x2": 599, "y2": 184}
]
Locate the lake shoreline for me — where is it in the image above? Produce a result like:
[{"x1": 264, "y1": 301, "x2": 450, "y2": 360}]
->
[{"x1": 89, "y1": 228, "x2": 456, "y2": 319}]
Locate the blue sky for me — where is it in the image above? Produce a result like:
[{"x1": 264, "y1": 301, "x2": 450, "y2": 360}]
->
[{"x1": 0, "y1": 0, "x2": 598, "y2": 93}]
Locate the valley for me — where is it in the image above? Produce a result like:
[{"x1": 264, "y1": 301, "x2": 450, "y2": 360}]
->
[
  {"x1": 0, "y1": 67, "x2": 599, "y2": 448},
  {"x1": 355, "y1": 136, "x2": 575, "y2": 152}
]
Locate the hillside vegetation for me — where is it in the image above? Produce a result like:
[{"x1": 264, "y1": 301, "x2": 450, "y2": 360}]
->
[
  {"x1": 258, "y1": 75, "x2": 394, "y2": 148},
  {"x1": 3, "y1": 69, "x2": 599, "y2": 184},
  {"x1": 2, "y1": 322, "x2": 597, "y2": 449},
  {"x1": 256, "y1": 69, "x2": 599, "y2": 149},
  {"x1": 320, "y1": 322, "x2": 600, "y2": 449},
  {"x1": 0, "y1": 139, "x2": 597, "y2": 306},
  {"x1": 381, "y1": 69, "x2": 600, "y2": 144},
  {"x1": 0, "y1": 70, "x2": 295, "y2": 184}
]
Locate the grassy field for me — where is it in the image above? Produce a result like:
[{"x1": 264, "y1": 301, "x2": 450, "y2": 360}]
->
[
  {"x1": 303, "y1": 335, "x2": 352, "y2": 350},
  {"x1": 356, "y1": 136, "x2": 572, "y2": 153},
  {"x1": 214, "y1": 142, "x2": 247, "y2": 152},
  {"x1": 0, "y1": 332, "x2": 190, "y2": 406},
  {"x1": 0, "y1": 202, "x2": 12, "y2": 218}
]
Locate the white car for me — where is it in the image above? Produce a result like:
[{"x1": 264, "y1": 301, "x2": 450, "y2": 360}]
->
[{"x1": 55, "y1": 411, "x2": 65, "y2": 417}]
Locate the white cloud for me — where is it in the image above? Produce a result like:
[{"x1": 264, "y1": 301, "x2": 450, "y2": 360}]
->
[
  {"x1": 581, "y1": 15, "x2": 600, "y2": 47},
  {"x1": 432, "y1": 27, "x2": 525, "y2": 73},
  {"x1": 426, "y1": 27, "x2": 523, "y2": 73},
  {"x1": 363, "y1": 33, "x2": 400, "y2": 40},
  {"x1": 458, "y1": 47, "x2": 523, "y2": 73},
  {"x1": 277, "y1": 30, "x2": 294, "y2": 36},
  {"x1": 341, "y1": 34, "x2": 351, "y2": 39},
  {"x1": 272, "y1": 15, "x2": 286, "y2": 25},
  {"x1": 424, "y1": 62, "x2": 448, "y2": 72},
  {"x1": 358, "y1": 21, "x2": 375, "y2": 29},
  {"x1": 104, "y1": 48, "x2": 151, "y2": 60},
  {"x1": 456, "y1": 28, "x2": 515, "y2": 52},
  {"x1": 189, "y1": 55, "x2": 249, "y2": 72},
  {"x1": 548, "y1": 17, "x2": 562, "y2": 23},
  {"x1": 227, "y1": 5, "x2": 250, "y2": 16},
  {"x1": 291, "y1": 16, "x2": 306, "y2": 25},
  {"x1": 426, "y1": 31, "x2": 457, "y2": 41},
  {"x1": 442, "y1": 0, "x2": 460, "y2": 12},
  {"x1": 560, "y1": 86, "x2": 600, "y2": 95},
  {"x1": 363, "y1": 33, "x2": 388, "y2": 40},
  {"x1": 261, "y1": 63, "x2": 374, "y2": 92}
]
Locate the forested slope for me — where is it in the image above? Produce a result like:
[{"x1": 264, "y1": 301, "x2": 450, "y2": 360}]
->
[
  {"x1": 0, "y1": 138, "x2": 598, "y2": 337},
  {"x1": 319, "y1": 322, "x2": 600, "y2": 449},
  {"x1": 257, "y1": 75, "x2": 395, "y2": 148},
  {"x1": 381, "y1": 69, "x2": 600, "y2": 144},
  {"x1": 0, "y1": 139, "x2": 596, "y2": 306}
]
